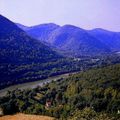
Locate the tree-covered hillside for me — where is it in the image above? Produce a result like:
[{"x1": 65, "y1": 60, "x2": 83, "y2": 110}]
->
[
  {"x1": 0, "y1": 15, "x2": 64, "y2": 89},
  {"x1": 1, "y1": 15, "x2": 120, "y2": 92},
  {"x1": 19, "y1": 23, "x2": 120, "y2": 57},
  {"x1": 0, "y1": 15, "x2": 61, "y2": 64},
  {"x1": 0, "y1": 64, "x2": 120, "y2": 119},
  {"x1": 17, "y1": 23, "x2": 60, "y2": 43}
]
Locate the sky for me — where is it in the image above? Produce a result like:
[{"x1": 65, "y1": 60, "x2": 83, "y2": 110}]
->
[{"x1": 0, "y1": 0, "x2": 120, "y2": 31}]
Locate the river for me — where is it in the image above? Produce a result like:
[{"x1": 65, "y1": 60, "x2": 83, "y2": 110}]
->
[{"x1": 0, "y1": 72, "x2": 77, "y2": 97}]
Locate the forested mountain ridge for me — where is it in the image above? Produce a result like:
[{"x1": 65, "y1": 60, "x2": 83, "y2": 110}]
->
[
  {"x1": 0, "y1": 15, "x2": 73, "y2": 88},
  {"x1": 47, "y1": 25, "x2": 111, "y2": 56},
  {"x1": 88, "y1": 28, "x2": 120, "y2": 52},
  {"x1": 17, "y1": 23, "x2": 60, "y2": 43},
  {"x1": 0, "y1": 15, "x2": 61, "y2": 64},
  {"x1": 18, "y1": 23, "x2": 120, "y2": 57},
  {"x1": 0, "y1": 15, "x2": 100, "y2": 89}
]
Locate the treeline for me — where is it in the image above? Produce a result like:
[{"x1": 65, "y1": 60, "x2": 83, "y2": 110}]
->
[
  {"x1": 0, "y1": 64, "x2": 120, "y2": 119},
  {"x1": 0, "y1": 54, "x2": 105, "y2": 89},
  {"x1": 1, "y1": 53, "x2": 120, "y2": 89}
]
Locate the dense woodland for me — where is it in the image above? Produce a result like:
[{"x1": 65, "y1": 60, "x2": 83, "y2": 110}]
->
[
  {"x1": 1, "y1": 51, "x2": 120, "y2": 89},
  {"x1": 0, "y1": 57, "x2": 93, "y2": 89},
  {"x1": 0, "y1": 64, "x2": 120, "y2": 119}
]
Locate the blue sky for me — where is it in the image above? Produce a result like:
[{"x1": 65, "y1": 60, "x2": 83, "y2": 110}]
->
[{"x1": 0, "y1": 0, "x2": 120, "y2": 31}]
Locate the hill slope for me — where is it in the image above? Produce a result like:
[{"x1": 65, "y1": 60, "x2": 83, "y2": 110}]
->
[
  {"x1": 17, "y1": 23, "x2": 60, "y2": 43},
  {"x1": 1, "y1": 15, "x2": 95, "y2": 89},
  {"x1": 88, "y1": 28, "x2": 120, "y2": 52},
  {"x1": 0, "y1": 15, "x2": 61, "y2": 64},
  {"x1": 18, "y1": 23, "x2": 120, "y2": 57},
  {"x1": 0, "y1": 15, "x2": 63, "y2": 88},
  {"x1": 47, "y1": 25, "x2": 111, "y2": 56}
]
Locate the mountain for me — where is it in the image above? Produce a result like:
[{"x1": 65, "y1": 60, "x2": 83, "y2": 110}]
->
[
  {"x1": 0, "y1": 15, "x2": 61, "y2": 64},
  {"x1": 17, "y1": 23, "x2": 60, "y2": 42},
  {"x1": 0, "y1": 15, "x2": 64, "y2": 88},
  {"x1": 19, "y1": 24, "x2": 120, "y2": 57},
  {"x1": 88, "y1": 28, "x2": 120, "y2": 52},
  {"x1": 47, "y1": 25, "x2": 111, "y2": 56},
  {"x1": 1, "y1": 15, "x2": 96, "y2": 89},
  {"x1": 19, "y1": 22, "x2": 120, "y2": 57}
]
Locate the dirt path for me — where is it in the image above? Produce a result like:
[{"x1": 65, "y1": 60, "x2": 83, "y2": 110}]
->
[{"x1": 0, "y1": 113, "x2": 54, "y2": 120}]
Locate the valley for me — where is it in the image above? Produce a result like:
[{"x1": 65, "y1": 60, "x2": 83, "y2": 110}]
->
[{"x1": 0, "y1": 14, "x2": 120, "y2": 120}]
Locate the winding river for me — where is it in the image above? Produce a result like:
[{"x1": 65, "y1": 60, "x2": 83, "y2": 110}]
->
[{"x1": 0, "y1": 72, "x2": 77, "y2": 97}]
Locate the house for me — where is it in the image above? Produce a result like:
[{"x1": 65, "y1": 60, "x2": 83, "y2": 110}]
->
[{"x1": 45, "y1": 100, "x2": 52, "y2": 108}]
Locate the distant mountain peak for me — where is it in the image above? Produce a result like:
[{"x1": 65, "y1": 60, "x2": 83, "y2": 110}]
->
[
  {"x1": 61, "y1": 24, "x2": 85, "y2": 31},
  {"x1": 0, "y1": 14, "x2": 61, "y2": 63},
  {"x1": 29, "y1": 23, "x2": 60, "y2": 28},
  {"x1": 17, "y1": 21, "x2": 120, "y2": 56},
  {"x1": 90, "y1": 28, "x2": 119, "y2": 33}
]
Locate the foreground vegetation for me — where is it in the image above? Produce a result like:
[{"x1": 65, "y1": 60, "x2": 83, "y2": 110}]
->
[{"x1": 0, "y1": 64, "x2": 120, "y2": 119}]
